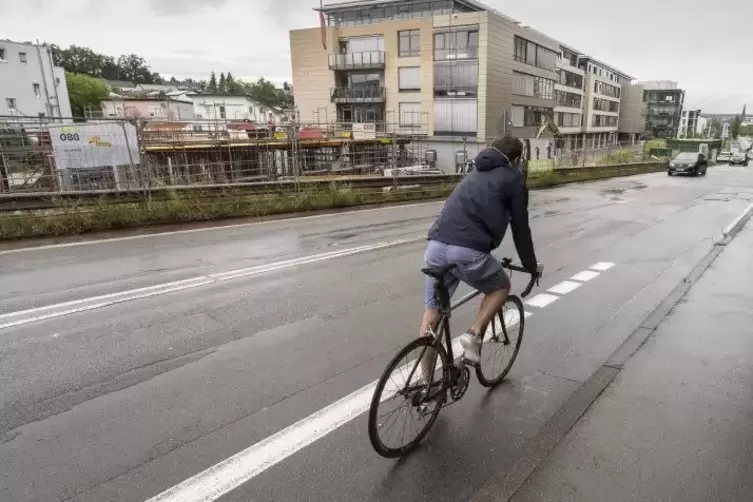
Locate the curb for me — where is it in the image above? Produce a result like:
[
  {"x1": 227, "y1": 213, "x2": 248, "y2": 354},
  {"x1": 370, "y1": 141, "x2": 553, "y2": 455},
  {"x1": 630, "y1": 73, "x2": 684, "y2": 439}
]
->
[{"x1": 470, "y1": 202, "x2": 753, "y2": 502}]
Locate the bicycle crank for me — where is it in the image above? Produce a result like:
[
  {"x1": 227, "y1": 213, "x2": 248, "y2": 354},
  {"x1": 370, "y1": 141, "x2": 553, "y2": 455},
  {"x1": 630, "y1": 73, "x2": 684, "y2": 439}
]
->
[{"x1": 450, "y1": 367, "x2": 471, "y2": 401}]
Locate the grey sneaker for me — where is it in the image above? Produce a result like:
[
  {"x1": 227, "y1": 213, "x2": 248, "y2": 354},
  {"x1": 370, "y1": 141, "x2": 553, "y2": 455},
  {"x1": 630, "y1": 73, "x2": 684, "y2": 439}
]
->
[{"x1": 459, "y1": 332, "x2": 482, "y2": 366}]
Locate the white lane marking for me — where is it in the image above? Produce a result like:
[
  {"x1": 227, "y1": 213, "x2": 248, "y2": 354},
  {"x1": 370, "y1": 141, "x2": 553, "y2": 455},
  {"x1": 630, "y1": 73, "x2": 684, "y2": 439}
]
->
[
  {"x1": 548, "y1": 280, "x2": 582, "y2": 295},
  {"x1": 723, "y1": 202, "x2": 753, "y2": 236},
  {"x1": 590, "y1": 262, "x2": 615, "y2": 271},
  {"x1": 146, "y1": 308, "x2": 532, "y2": 502},
  {"x1": 524, "y1": 293, "x2": 559, "y2": 308},
  {"x1": 0, "y1": 238, "x2": 421, "y2": 330},
  {"x1": 0, "y1": 201, "x2": 443, "y2": 256},
  {"x1": 571, "y1": 270, "x2": 600, "y2": 282}
]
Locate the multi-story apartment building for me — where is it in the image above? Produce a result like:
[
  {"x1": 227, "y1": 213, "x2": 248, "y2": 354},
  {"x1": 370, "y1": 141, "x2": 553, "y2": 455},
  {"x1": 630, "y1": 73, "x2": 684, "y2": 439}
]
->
[
  {"x1": 678, "y1": 109, "x2": 704, "y2": 138},
  {"x1": 0, "y1": 40, "x2": 71, "y2": 119},
  {"x1": 290, "y1": 0, "x2": 635, "y2": 171},
  {"x1": 638, "y1": 80, "x2": 685, "y2": 139},
  {"x1": 618, "y1": 82, "x2": 647, "y2": 142}
]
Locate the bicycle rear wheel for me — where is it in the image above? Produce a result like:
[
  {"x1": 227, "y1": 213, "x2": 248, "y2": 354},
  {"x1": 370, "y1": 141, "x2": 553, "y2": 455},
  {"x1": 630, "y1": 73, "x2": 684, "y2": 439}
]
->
[
  {"x1": 368, "y1": 336, "x2": 449, "y2": 458},
  {"x1": 476, "y1": 295, "x2": 525, "y2": 387}
]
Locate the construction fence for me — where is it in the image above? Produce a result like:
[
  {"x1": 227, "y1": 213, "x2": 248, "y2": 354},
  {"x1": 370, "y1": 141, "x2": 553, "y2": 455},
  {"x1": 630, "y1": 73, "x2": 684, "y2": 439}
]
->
[{"x1": 0, "y1": 113, "x2": 432, "y2": 194}]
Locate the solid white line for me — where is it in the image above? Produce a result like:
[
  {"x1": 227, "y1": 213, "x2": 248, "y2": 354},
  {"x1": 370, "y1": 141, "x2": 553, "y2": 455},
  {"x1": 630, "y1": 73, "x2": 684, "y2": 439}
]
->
[
  {"x1": 723, "y1": 202, "x2": 753, "y2": 236},
  {"x1": 571, "y1": 270, "x2": 600, "y2": 282},
  {"x1": 590, "y1": 262, "x2": 615, "y2": 271},
  {"x1": 524, "y1": 293, "x2": 559, "y2": 308},
  {"x1": 548, "y1": 280, "x2": 582, "y2": 295},
  {"x1": 0, "y1": 201, "x2": 443, "y2": 256},
  {"x1": 0, "y1": 238, "x2": 421, "y2": 330},
  {"x1": 146, "y1": 309, "x2": 534, "y2": 502}
]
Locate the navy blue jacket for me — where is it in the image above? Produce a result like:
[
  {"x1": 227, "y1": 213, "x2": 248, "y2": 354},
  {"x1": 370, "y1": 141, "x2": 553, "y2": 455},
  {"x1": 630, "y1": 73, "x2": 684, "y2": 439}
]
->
[{"x1": 427, "y1": 147, "x2": 537, "y2": 272}]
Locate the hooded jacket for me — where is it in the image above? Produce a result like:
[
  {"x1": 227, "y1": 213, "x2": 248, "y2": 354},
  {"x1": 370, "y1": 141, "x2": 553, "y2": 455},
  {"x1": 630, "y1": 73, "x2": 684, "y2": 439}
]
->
[{"x1": 427, "y1": 147, "x2": 537, "y2": 272}]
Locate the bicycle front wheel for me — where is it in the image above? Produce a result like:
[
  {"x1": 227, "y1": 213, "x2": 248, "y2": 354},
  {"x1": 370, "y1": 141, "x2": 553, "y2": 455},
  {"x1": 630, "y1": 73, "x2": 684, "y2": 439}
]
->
[
  {"x1": 368, "y1": 336, "x2": 449, "y2": 458},
  {"x1": 476, "y1": 295, "x2": 525, "y2": 387}
]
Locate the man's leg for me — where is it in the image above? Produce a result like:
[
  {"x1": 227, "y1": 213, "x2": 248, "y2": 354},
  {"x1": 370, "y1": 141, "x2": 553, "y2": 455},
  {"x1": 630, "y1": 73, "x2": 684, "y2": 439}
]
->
[{"x1": 456, "y1": 253, "x2": 511, "y2": 366}]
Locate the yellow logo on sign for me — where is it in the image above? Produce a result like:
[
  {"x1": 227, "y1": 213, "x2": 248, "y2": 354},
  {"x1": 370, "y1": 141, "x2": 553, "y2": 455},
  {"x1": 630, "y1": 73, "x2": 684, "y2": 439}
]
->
[{"x1": 88, "y1": 136, "x2": 112, "y2": 147}]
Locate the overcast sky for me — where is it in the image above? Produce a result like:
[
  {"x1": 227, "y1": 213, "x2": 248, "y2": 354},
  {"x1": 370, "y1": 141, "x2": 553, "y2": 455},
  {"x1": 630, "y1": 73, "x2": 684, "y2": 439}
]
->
[{"x1": 1, "y1": 0, "x2": 750, "y2": 113}]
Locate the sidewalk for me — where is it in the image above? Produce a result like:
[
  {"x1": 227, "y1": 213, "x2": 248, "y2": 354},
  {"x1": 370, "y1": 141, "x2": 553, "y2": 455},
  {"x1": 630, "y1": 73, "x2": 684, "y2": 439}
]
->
[{"x1": 511, "y1": 218, "x2": 753, "y2": 501}]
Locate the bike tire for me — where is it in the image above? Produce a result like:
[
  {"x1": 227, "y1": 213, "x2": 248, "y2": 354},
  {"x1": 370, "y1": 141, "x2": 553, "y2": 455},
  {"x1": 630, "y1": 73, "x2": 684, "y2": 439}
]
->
[
  {"x1": 476, "y1": 295, "x2": 525, "y2": 387},
  {"x1": 368, "y1": 336, "x2": 449, "y2": 458}
]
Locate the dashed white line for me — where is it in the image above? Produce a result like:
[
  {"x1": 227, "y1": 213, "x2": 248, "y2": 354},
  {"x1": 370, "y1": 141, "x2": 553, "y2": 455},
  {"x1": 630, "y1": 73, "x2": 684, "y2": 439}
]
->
[
  {"x1": 590, "y1": 262, "x2": 615, "y2": 271},
  {"x1": 548, "y1": 280, "x2": 582, "y2": 295},
  {"x1": 524, "y1": 293, "x2": 560, "y2": 308},
  {"x1": 571, "y1": 270, "x2": 600, "y2": 282}
]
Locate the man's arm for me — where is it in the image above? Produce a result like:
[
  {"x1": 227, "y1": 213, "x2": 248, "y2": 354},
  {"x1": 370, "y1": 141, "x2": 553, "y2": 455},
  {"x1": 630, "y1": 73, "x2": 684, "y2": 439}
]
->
[{"x1": 506, "y1": 172, "x2": 538, "y2": 273}]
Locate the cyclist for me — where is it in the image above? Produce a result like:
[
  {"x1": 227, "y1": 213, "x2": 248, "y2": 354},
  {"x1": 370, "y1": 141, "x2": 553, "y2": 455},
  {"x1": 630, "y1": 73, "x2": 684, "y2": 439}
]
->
[{"x1": 420, "y1": 135, "x2": 540, "y2": 370}]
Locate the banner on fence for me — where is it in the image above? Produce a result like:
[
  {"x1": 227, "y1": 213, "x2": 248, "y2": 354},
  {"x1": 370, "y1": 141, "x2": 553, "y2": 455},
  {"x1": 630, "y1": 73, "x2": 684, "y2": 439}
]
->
[{"x1": 49, "y1": 122, "x2": 140, "y2": 170}]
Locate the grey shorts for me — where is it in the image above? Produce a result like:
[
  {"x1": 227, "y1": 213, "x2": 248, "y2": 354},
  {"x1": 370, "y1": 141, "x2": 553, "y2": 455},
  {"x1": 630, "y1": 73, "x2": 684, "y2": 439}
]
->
[{"x1": 424, "y1": 240, "x2": 510, "y2": 308}]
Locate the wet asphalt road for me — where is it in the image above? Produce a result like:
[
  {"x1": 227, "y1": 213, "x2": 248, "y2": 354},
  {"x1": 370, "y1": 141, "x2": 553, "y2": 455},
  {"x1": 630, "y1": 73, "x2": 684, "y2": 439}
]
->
[{"x1": 2, "y1": 165, "x2": 753, "y2": 502}]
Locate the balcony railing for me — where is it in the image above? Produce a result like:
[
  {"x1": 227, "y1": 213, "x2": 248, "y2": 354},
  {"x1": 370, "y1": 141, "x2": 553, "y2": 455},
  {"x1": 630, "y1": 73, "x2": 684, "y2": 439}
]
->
[
  {"x1": 328, "y1": 51, "x2": 385, "y2": 70},
  {"x1": 330, "y1": 86, "x2": 386, "y2": 103}
]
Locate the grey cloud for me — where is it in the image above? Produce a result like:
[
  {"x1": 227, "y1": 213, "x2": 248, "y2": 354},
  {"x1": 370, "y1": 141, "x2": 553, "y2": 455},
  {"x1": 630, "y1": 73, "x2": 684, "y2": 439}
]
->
[
  {"x1": 265, "y1": 0, "x2": 317, "y2": 26},
  {"x1": 147, "y1": 0, "x2": 229, "y2": 16}
]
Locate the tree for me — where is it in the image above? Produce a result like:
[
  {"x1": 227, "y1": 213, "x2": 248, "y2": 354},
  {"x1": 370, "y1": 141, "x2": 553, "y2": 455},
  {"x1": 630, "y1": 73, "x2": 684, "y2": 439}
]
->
[
  {"x1": 219, "y1": 72, "x2": 227, "y2": 94},
  {"x1": 49, "y1": 44, "x2": 161, "y2": 84},
  {"x1": 208, "y1": 71, "x2": 218, "y2": 94},
  {"x1": 66, "y1": 73, "x2": 110, "y2": 118},
  {"x1": 226, "y1": 72, "x2": 240, "y2": 94},
  {"x1": 731, "y1": 114, "x2": 743, "y2": 139}
]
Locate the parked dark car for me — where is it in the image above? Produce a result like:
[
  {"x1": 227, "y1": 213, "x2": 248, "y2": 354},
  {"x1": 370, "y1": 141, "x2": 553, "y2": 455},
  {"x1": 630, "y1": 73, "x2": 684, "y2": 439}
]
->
[{"x1": 668, "y1": 152, "x2": 708, "y2": 176}]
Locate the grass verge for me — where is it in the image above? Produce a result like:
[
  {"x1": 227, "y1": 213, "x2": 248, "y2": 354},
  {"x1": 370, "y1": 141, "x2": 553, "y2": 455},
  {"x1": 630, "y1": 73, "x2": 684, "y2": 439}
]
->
[{"x1": 0, "y1": 162, "x2": 666, "y2": 240}]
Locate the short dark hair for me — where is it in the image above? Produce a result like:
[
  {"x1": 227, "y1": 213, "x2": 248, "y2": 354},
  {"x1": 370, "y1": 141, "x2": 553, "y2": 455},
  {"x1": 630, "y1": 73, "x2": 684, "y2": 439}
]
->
[{"x1": 491, "y1": 135, "x2": 523, "y2": 161}]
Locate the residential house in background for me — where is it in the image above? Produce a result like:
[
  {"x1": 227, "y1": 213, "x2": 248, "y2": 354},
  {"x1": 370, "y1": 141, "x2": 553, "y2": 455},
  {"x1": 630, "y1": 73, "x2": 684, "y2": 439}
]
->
[
  {"x1": 0, "y1": 39, "x2": 72, "y2": 120},
  {"x1": 289, "y1": 0, "x2": 641, "y2": 172},
  {"x1": 100, "y1": 94, "x2": 195, "y2": 120},
  {"x1": 678, "y1": 109, "x2": 705, "y2": 138},
  {"x1": 187, "y1": 93, "x2": 284, "y2": 124},
  {"x1": 639, "y1": 80, "x2": 685, "y2": 139}
]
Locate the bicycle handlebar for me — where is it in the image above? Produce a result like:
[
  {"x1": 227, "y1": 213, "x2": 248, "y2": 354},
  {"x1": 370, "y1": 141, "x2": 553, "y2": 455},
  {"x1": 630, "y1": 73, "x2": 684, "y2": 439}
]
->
[{"x1": 501, "y1": 257, "x2": 542, "y2": 298}]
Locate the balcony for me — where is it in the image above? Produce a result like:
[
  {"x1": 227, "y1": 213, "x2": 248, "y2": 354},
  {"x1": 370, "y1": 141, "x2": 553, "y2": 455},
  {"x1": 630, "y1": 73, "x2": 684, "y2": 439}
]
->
[
  {"x1": 328, "y1": 51, "x2": 385, "y2": 71},
  {"x1": 330, "y1": 86, "x2": 386, "y2": 104}
]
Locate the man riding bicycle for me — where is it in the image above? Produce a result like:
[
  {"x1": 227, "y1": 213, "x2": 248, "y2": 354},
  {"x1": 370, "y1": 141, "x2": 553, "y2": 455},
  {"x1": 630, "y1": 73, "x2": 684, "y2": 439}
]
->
[{"x1": 420, "y1": 135, "x2": 540, "y2": 369}]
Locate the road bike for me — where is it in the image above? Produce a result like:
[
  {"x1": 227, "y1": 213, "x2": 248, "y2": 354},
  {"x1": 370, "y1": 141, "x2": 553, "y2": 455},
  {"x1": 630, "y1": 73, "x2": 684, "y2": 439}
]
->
[{"x1": 367, "y1": 258, "x2": 540, "y2": 458}]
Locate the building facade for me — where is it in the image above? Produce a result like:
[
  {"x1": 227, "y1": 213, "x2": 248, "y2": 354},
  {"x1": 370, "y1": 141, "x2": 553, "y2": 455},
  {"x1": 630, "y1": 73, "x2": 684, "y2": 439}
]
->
[
  {"x1": 290, "y1": 0, "x2": 638, "y2": 171},
  {"x1": 100, "y1": 96, "x2": 195, "y2": 120},
  {"x1": 188, "y1": 94, "x2": 283, "y2": 123},
  {"x1": 618, "y1": 82, "x2": 647, "y2": 141},
  {"x1": 678, "y1": 109, "x2": 704, "y2": 138},
  {"x1": 0, "y1": 40, "x2": 72, "y2": 119},
  {"x1": 638, "y1": 80, "x2": 685, "y2": 139}
]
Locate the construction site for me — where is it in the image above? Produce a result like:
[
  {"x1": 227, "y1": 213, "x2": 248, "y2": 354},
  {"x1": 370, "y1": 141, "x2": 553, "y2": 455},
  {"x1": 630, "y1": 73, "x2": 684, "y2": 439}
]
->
[{"x1": 0, "y1": 113, "x2": 433, "y2": 193}]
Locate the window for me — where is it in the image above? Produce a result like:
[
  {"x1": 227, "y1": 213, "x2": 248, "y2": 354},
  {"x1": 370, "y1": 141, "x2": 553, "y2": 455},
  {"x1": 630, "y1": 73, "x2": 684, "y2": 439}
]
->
[
  {"x1": 594, "y1": 81, "x2": 620, "y2": 98},
  {"x1": 0, "y1": 48, "x2": 6, "y2": 61},
  {"x1": 398, "y1": 30, "x2": 420, "y2": 57},
  {"x1": 6, "y1": 98, "x2": 16, "y2": 110},
  {"x1": 398, "y1": 66, "x2": 421, "y2": 91},
  {"x1": 593, "y1": 98, "x2": 619, "y2": 113},
  {"x1": 434, "y1": 30, "x2": 479, "y2": 60},
  {"x1": 591, "y1": 114, "x2": 618, "y2": 127},
  {"x1": 556, "y1": 112, "x2": 580, "y2": 127},
  {"x1": 510, "y1": 105, "x2": 551, "y2": 127},
  {"x1": 19, "y1": 52, "x2": 27, "y2": 64},
  {"x1": 33, "y1": 83, "x2": 41, "y2": 97},
  {"x1": 434, "y1": 60, "x2": 478, "y2": 96},
  {"x1": 434, "y1": 98, "x2": 477, "y2": 135},
  {"x1": 512, "y1": 36, "x2": 556, "y2": 71},
  {"x1": 557, "y1": 91, "x2": 582, "y2": 108},
  {"x1": 219, "y1": 106, "x2": 226, "y2": 119},
  {"x1": 399, "y1": 102, "x2": 422, "y2": 126},
  {"x1": 341, "y1": 36, "x2": 384, "y2": 53},
  {"x1": 249, "y1": 106, "x2": 254, "y2": 116},
  {"x1": 512, "y1": 72, "x2": 555, "y2": 100},
  {"x1": 559, "y1": 70, "x2": 583, "y2": 90}
]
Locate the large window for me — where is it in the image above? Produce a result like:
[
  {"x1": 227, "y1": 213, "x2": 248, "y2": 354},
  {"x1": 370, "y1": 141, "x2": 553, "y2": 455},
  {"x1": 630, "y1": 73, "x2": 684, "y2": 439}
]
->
[
  {"x1": 594, "y1": 80, "x2": 621, "y2": 99},
  {"x1": 556, "y1": 112, "x2": 581, "y2": 127},
  {"x1": 434, "y1": 60, "x2": 478, "y2": 97},
  {"x1": 511, "y1": 105, "x2": 551, "y2": 127},
  {"x1": 434, "y1": 30, "x2": 479, "y2": 60},
  {"x1": 398, "y1": 67, "x2": 421, "y2": 91},
  {"x1": 399, "y1": 30, "x2": 420, "y2": 57},
  {"x1": 399, "y1": 102, "x2": 422, "y2": 127},
  {"x1": 325, "y1": 1, "x2": 474, "y2": 27},
  {"x1": 591, "y1": 114, "x2": 618, "y2": 127},
  {"x1": 513, "y1": 36, "x2": 557, "y2": 72},
  {"x1": 512, "y1": 72, "x2": 555, "y2": 100},
  {"x1": 343, "y1": 72, "x2": 382, "y2": 89},
  {"x1": 593, "y1": 98, "x2": 619, "y2": 113},
  {"x1": 434, "y1": 98, "x2": 477, "y2": 135},
  {"x1": 557, "y1": 91, "x2": 582, "y2": 109},
  {"x1": 340, "y1": 36, "x2": 384, "y2": 53},
  {"x1": 559, "y1": 70, "x2": 583, "y2": 90}
]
